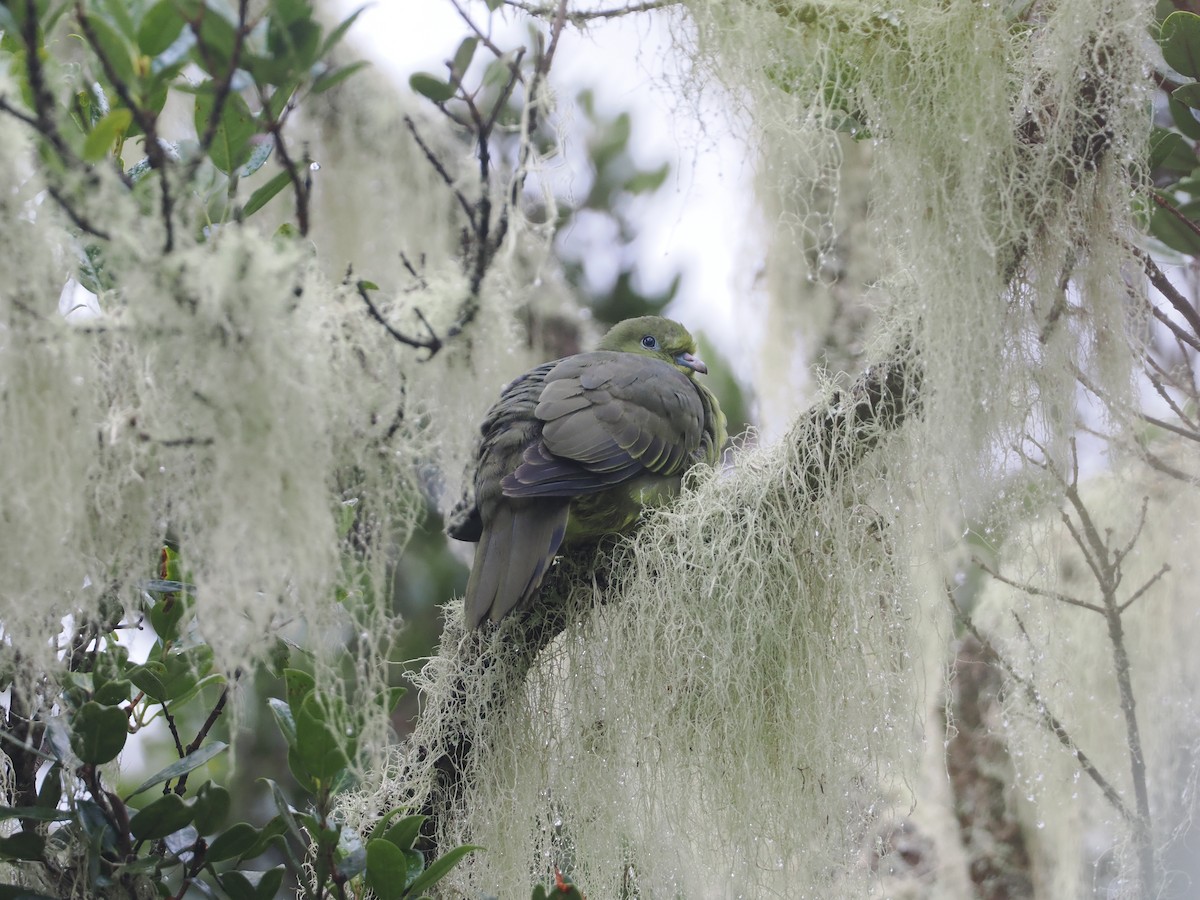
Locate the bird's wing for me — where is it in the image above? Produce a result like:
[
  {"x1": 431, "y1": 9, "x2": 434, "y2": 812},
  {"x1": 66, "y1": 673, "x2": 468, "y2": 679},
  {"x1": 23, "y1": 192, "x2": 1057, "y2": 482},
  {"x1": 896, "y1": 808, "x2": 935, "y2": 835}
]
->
[
  {"x1": 454, "y1": 360, "x2": 573, "y2": 627},
  {"x1": 501, "y1": 351, "x2": 705, "y2": 498}
]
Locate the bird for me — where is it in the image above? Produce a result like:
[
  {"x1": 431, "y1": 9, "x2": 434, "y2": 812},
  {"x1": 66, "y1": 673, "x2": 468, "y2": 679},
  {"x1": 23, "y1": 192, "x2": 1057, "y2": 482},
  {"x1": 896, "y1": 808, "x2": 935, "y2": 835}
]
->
[{"x1": 448, "y1": 315, "x2": 726, "y2": 628}]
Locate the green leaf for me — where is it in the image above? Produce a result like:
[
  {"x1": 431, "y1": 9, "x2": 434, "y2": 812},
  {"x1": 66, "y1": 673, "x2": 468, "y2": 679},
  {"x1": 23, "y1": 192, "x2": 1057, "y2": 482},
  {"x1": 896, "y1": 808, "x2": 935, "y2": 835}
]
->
[
  {"x1": 267, "y1": 16, "x2": 321, "y2": 69},
  {"x1": 76, "y1": 799, "x2": 118, "y2": 853},
  {"x1": 451, "y1": 36, "x2": 477, "y2": 80},
  {"x1": 380, "y1": 685, "x2": 407, "y2": 716},
  {"x1": 409, "y1": 72, "x2": 454, "y2": 103},
  {"x1": 1168, "y1": 92, "x2": 1200, "y2": 140},
  {"x1": 128, "y1": 793, "x2": 195, "y2": 841},
  {"x1": 216, "y1": 870, "x2": 258, "y2": 900},
  {"x1": 1150, "y1": 193, "x2": 1200, "y2": 254},
  {"x1": 320, "y1": 3, "x2": 367, "y2": 56},
  {"x1": 190, "y1": 6, "x2": 239, "y2": 75},
  {"x1": 70, "y1": 701, "x2": 128, "y2": 765},
  {"x1": 365, "y1": 839, "x2": 410, "y2": 900},
  {"x1": 127, "y1": 660, "x2": 169, "y2": 700},
  {"x1": 79, "y1": 13, "x2": 136, "y2": 85},
  {"x1": 93, "y1": 678, "x2": 132, "y2": 707},
  {"x1": 194, "y1": 89, "x2": 256, "y2": 173},
  {"x1": 241, "y1": 815, "x2": 287, "y2": 859},
  {"x1": 283, "y1": 668, "x2": 315, "y2": 707},
  {"x1": 311, "y1": 59, "x2": 370, "y2": 94},
  {"x1": 1162, "y1": 12, "x2": 1200, "y2": 80},
  {"x1": 294, "y1": 693, "x2": 350, "y2": 784},
  {"x1": 216, "y1": 868, "x2": 283, "y2": 900},
  {"x1": 218, "y1": 866, "x2": 286, "y2": 900},
  {"x1": 272, "y1": 0, "x2": 314, "y2": 24},
  {"x1": 138, "y1": 0, "x2": 186, "y2": 56},
  {"x1": 1173, "y1": 82, "x2": 1200, "y2": 110},
  {"x1": 125, "y1": 741, "x2": 228, "y2": 798},
  {"x1": 242, "y1": 170, "x2": 291, "y2": 217},
  {"x1": 1149, "y1": 128, "x2": 1195, "y2": 174},
  {"x1": 0, "y1": 832, "x2": 45, "y2": 861},
  {"x1": 0, "y1": 806, "x2": 71, "y2": 823},
  {"x1": 251, "y1": 866, "x2": 284, "y2": 899},
  {"x1": 100, "y1": 0, "x2": 136, "y2": 36},
  {"x1": 205, "y1": 821, "x2": 260, "y2": 862},
  {"x1": 267, "y1": 698, "x2": 298, "y2": 750},
  {"x1": 239, "y1": 139, "x2": 274, "y2": 177},
  {"x1": 405, "y1": 844, "x2": 481, "y2": 896},
  {"x1": 193, "y1": 780, "x2": 232, "y2": 834},
  {"x1": 625, "y1": 163, "x2": 669, "y2": 195},
  {"x1": 264, "y1": 80, "x2": 298, "y2": 122},
  {"x1": 380, "y1": 814, "x2": 425, "y2": 852},
  {"x1": 149, "y1": 589, "x2": 189, "y2": 643},
  {"x1": 82, "y1": 107, "x2": 133, "y2": 162},
  {"x1": 0, "y1": 886, "x2": 59, "y2": 900},
  {"x1": 162, "y1": 644, "x2": 217, "y2": 703},
  {"x1": 36, "y1": 763, "x2": 63, "y2": 811},
  {"x1": 262, "y1": 779, "x2": 306, "y2": 843}
]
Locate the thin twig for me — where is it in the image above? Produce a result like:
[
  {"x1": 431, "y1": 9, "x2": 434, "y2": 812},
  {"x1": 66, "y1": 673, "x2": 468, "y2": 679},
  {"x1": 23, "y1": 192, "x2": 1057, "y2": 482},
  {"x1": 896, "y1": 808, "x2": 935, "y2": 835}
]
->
[
  {"x1": 1144, "y1": 355, "x2": 1198, "y2": 428},
  {"x1": 356, "y1": 282, "x2": 442, "y2": 358},
  {"x1": 975, "y1": 559, "x2": 1103, "y2": 613},
  {"x1": 1148, "y1": 299, "x2": 1200, "y2": 353},
  {"x1": 1139, "y1": 411, "x2": 1200, "y2": 443},
  {"x1": 75, "y1": 3, "x2": 176, "y2": 250},
  {"x1": 1118, "y1": 563, "x2": 1171, "y2": 614},
  {"x1": 187, "y1": 0, "x2": 251, "y2": 184},
  {"x1": 403, "y1": 114, "x2": 477, "y2": 227},
  {"x1": 944, "y1": 585, "x2": 1138, "y2": 826},
  {"x1": 1134, "y1": 244, "x2": 1200, "y2": 341},
  {"x1": 503, "y1": 0, "x2": 680, "y2": 21},
  {"x1": 259, "y1": 95, "x2": 310, "y2": 236},
  {"x1": 45, "y1": 183, "x2": 113, "y2": 240},
  {"x1": 173, "y1": 685, "x2": 232, "y2": 795},
  {"x1": 1150, "y1": 192, "x2": 1200, "y2": 259}
]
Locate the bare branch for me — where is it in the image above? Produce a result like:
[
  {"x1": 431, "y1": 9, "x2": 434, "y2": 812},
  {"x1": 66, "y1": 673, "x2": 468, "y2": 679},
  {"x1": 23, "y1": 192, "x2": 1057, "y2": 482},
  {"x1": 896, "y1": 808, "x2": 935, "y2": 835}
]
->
[
  {"x1": 943, "y1": 585, "x2": 1138, "y2": 826},
  {"x1": 46, "y1": 183, "x2": 113, "y2": 241},
  {"x1": 975, "y1": 558, "x2": 1104, "y2": 614},
  {"x1": 356, "y1": 281, "x2": 443, "y2": 358},
  {"x1": 75, "y1": 3, "x2": 176, "y2": 251},
  {"x1": 187, "y1": 0, "x2": 251, "y2": 183},
  {"x1": 450, "y1": 0, "x2": 515, "y2": 61},
  {"x1": 503, "y1": 0, "x2": 681, "y2": 21},
  {"x1": 403, "y1": 114, "x2": 477, "y2": 228},
  {"x1": 1135, "y1": 244, "x2": 1200, "y2": 342},
  {"x1": 1118, "y1": 563, "x2": 1170, "y2": 615}
]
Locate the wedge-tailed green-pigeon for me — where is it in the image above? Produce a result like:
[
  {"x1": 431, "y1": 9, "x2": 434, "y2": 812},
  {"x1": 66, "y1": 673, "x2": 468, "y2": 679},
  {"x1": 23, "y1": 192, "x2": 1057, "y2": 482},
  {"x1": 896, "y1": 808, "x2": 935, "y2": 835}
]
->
[{"x1": 449, "y1": 316, "x2": 726, "y2": 628}]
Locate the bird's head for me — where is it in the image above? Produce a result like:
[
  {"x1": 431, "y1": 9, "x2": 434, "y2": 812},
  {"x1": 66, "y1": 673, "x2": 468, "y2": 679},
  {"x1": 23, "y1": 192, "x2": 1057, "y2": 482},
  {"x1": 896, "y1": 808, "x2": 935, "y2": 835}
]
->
[{"x1": 597, "y1": 316, "x2": 708, "y2": 377}]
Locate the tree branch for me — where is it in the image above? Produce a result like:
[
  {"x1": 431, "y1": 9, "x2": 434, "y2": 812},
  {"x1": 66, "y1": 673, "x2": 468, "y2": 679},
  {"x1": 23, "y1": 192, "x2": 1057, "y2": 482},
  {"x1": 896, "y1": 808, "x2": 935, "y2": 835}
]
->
[
  {"x1": 404, "y1": 346, "x2": 921, "y2": 856},
  {"x1": 943, "y1": 585, "x2": 1137, "y2": 826}
]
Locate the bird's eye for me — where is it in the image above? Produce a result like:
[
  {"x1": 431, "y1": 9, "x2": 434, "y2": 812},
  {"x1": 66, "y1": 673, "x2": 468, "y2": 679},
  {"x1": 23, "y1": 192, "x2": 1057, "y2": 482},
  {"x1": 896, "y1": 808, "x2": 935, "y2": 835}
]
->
[{"x1": 641, "y1": 335, "x2": 657, "y2": 349}]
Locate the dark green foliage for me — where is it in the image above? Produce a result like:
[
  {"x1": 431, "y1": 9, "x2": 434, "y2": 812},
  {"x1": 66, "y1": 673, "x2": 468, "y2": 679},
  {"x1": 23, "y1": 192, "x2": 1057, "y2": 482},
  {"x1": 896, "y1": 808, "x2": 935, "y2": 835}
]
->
[
  {"x1": 1150, "y1": 10, "x2": 1200, "y2": 253},
  {"x1": 0, "y1": 0, "x2": 372, "y2": 252},
  {"x1": 0, "y1": 550, "x2": 475, "y2": 898}
]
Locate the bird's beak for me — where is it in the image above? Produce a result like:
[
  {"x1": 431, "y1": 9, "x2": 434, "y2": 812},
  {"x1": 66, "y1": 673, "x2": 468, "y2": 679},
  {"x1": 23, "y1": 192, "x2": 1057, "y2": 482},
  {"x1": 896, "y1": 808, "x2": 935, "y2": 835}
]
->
[{"x1": 675, "y1": 351, "x2": 708, "y2": 375}]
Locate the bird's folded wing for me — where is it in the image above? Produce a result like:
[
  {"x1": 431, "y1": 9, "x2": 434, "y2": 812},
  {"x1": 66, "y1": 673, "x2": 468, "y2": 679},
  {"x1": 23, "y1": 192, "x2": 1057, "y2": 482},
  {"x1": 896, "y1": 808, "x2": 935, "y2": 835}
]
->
[{"x1": 502, "y1": 351, "x2": 704, "y2": 498}]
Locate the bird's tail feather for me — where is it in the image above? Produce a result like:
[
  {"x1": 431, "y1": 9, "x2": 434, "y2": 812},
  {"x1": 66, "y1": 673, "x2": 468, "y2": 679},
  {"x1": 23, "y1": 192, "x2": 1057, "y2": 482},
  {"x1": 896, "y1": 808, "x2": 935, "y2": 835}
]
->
[{"x1": 464, "y1": 500, "x2": 569, "y2": 628}]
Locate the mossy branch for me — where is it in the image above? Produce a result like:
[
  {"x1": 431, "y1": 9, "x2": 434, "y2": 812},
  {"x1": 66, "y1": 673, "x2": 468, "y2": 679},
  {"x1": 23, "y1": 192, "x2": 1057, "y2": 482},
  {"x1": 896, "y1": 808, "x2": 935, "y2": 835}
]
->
[{"x1": 403, "y1": 345, "x2": 920, "y2": 856}]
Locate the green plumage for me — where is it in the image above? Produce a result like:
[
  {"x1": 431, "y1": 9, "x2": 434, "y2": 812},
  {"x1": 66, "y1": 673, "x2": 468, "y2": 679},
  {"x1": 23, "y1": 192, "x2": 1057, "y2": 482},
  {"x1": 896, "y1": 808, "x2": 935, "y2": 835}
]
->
[{"x1": 449, "y1": 316, "x2": 727, "y2": 628}]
